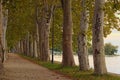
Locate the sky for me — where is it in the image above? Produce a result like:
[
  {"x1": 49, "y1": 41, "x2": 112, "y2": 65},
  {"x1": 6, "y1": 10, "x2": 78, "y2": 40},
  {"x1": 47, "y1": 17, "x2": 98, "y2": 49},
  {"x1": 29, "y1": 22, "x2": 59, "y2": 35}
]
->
[{"x1": 104, "y1": 29, "x2": 120, "y2": 54}]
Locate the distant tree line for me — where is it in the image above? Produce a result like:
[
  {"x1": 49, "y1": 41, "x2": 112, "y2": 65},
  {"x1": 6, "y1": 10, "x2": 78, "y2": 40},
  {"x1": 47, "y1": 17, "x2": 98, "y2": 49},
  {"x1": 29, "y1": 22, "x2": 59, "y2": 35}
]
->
[{"x1": 88, "y1": 43, "x2": 118, "y2": 55}]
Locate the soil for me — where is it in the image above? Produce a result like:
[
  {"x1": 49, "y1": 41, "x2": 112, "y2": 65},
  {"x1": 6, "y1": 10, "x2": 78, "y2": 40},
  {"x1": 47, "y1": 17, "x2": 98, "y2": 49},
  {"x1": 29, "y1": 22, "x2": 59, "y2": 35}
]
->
[{"x1": 0, "y1": 53, "x2": 71, "y2": 80}]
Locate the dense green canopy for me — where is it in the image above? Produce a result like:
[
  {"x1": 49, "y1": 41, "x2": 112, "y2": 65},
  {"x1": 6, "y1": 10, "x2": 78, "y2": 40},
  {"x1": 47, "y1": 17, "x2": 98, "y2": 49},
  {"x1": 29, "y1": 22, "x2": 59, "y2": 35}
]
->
[{"x1": 3, "y1": 0, "x2": 120, "y2": 51}]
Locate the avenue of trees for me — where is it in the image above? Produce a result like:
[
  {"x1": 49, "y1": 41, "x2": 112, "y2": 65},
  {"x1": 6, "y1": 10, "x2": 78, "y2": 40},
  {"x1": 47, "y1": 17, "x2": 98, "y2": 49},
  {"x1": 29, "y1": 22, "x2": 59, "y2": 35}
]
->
[{"x1": 0, "y1": 0, "x2": 120, "y2": 75}]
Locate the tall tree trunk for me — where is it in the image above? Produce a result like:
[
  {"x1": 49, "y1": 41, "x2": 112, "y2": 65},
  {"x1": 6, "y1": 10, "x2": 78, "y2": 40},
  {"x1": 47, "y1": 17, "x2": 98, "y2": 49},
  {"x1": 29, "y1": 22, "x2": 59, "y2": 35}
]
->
[
  {"x1": 26, "y1": 33, "x2": 30, "y2": 56},
  {"x1": 61, "y1": 0, "x2": 75, "y2": 66},
  {"x1": 0, "y1": 0, "x2": 5, "y2": 63},
  {"x1": 35, "y1": 0, "x2": 53, "y2": 61},
  {"x1": 34, "y1": 5, "x2": 40, "y2": 58},
  {"x1": 92, "y1": 0, "x2": 107, "y2": 74},
  {"x1": 29, "y1": 35, "x2": 34, "y2": 57},
  {"x1": 33, "y1": 37, "x2": 38, "y2": 58},
  {"x1": 78, "y1": 0, "x2": 89, "y2": 71},
  {"x1": 2, "y1": 9, "x2": 8, "y2": 61},
  {"x1": 23, "y1": 38, "x2": 27, "y2": 55},
  {"x1": 36, "y1": 23, "x2": 39, "y2": 58},
  {"x1": 20, "y1": 40, "x2": 24, "y2": 53},
  {"x1": 17, "y1": 41, "x2": 20, "y2": 53},
  {"x1": 38, "y1": 16, "x2": 50, "y2": 61},
  {"x1": 0, "y1": 1, "x2": 3, "y2": 63}
]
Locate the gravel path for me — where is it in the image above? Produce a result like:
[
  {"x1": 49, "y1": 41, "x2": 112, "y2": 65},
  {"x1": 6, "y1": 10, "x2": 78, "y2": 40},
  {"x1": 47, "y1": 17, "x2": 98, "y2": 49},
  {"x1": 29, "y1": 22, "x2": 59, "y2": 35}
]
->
[{"x1": 0, "y1": 53, "x2": 71, "y2": 80}]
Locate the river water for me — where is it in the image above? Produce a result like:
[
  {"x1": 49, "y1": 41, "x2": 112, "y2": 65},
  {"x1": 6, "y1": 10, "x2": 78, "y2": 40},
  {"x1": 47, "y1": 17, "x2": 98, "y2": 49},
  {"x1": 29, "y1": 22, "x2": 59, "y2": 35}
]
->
[{"x1": 52, "y1": 55, "x2": 120, "y2": 74}]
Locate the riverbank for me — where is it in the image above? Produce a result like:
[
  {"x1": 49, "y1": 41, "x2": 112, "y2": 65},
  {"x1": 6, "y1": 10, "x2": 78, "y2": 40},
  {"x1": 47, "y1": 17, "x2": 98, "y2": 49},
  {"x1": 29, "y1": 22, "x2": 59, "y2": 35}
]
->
[
  {"x1": 19, "y1": 53, "x2": 120, "y2": 80},
  {"x1": 53, "y1": 55, "x2": 120, "y2": 74}
]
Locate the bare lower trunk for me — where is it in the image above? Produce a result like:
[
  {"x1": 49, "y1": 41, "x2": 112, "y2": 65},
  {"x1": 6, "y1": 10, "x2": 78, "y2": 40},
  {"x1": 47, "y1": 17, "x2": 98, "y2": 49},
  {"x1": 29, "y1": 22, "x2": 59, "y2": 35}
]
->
[
  {"x1": 92, "y1": 0, "x2": 107, "y2": 74},
  {"x1": 23, "y1": 38, "x2": 27, "y2": 55},
  {"x1": 38, "y1": 20, "x2": 50, "y2": 61},
  {"x1": 78, "y1": 0, "x2": 89, "y2": 71},
  {"x1": 20, "y1": 40, "x2": 24, "y2": 53},
  {"x1": 33, "y1": 38, "x2": 38, "y2": 58},
  {"x1": 62, "y1": 0, "x2": 75, "y2": 66},
  {"x1": 78, "y1": 34, "x2": 89, "y2": 70},
  {"x1": 29, "y1": 37, "x2": 34, "y2": 57},
  {"x1": 0, "y1": 0, "x2": 5, "y2": 63},
  {"x1": 0, "y1": 1, "x2": 3, "y2": 63},
  {"x1": 17, "y1": 42, "x2": 20, "y2": 53},
  {"x1": 36, "y1": 22, "x2": 40, "y2": 58},
  {"x1": 26, "y1": 33, "x2": 30, "y2": 56},
  {"x1": 2, "y1": 9, "x2": 8, "y2": 61}
]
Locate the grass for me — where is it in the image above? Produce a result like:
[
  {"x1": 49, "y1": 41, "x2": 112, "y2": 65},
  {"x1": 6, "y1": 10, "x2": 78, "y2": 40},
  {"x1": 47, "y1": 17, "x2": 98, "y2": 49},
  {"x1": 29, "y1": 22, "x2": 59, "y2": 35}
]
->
[{"x1": 19, "y1": 53, "x2": 120, "y2": 80}]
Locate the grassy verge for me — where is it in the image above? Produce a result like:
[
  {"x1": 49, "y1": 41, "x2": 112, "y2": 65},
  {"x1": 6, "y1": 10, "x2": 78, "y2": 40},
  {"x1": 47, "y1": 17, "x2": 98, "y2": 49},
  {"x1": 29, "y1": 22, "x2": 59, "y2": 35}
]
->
[{"x1": 19, "y1": 54, "x2": 120, "y2": 80}]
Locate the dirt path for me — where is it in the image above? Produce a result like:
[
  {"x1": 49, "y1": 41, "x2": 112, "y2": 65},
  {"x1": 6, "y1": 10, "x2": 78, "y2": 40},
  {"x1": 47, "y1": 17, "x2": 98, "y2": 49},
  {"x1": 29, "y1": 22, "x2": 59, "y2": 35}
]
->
[{"x1": 0, "y1": 53, "x2": 71, "y2": 80}]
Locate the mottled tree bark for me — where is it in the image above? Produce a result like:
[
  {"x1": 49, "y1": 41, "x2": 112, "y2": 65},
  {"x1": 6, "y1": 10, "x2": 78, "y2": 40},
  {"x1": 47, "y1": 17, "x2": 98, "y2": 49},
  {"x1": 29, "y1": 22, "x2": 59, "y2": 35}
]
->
[
  {"x1": 78, "y1": 0, "x2": 89, "y2": 71},
  {"x1": 61, "y1": 0, "x2": 75, "y2": 66},
  {"x1": 92, "y1": 0, "x2": 107, "y2": 74}
]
